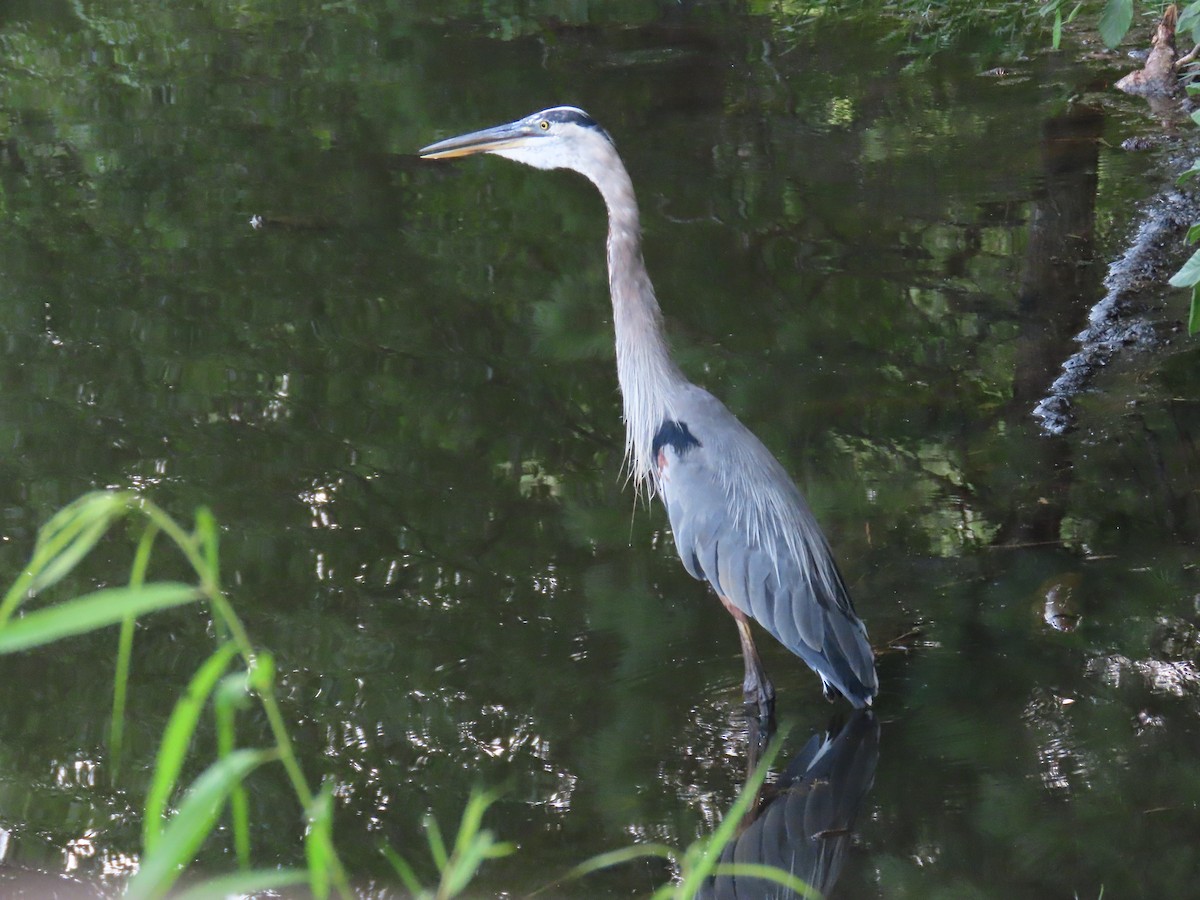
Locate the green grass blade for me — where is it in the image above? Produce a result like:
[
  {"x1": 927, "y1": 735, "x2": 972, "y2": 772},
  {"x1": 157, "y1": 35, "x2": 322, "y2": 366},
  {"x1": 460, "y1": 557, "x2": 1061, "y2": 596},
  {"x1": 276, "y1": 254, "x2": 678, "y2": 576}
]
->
[
  {"x1": 425, "y1": 813, "x2": 449, "y2": 872},
  {"x1": 305, "y1": 784, "x2": 336, "y2": 900},
  {"x1": 169, "y1": 868, "x2": 308, "y2": 900},
  {"x1": 1190, "y1": 284, "x2": 1200, "y2": 335},
  {"x1": 247, "y1": 650, "x2": 276, "y2": 695},
  {"x1": 28, "y1": 492, "x2": 132, "y2": 592},
  {"x1": 31, "y1": 491, "x2": 130, "y2": 556},
  {"x1": 228, "y1": 779, "x2": 251, "y2": 870},
  {"x1": 193, "y1": 506, "x2": 220, "y2": 587},
  {"x1": 441, "y1": 836, "x2": 496, "y2": 897},
  {"x1": 126, "y1": 749, "x2": 272, "y2": 900},
  {"x1": 381, "y1": 844, "x2": 428, "y2": 897},
  {"x1": 129, "y1": 521, "x2": 159, "y2": 590},
  {"x1": 676, "y1": 725, "x2": 790, "y2": 896},
  {"x1": 111, "y1": 523, "x2": 160, "y2": 776},
  {"x1": 450, "y1": 787, "x2": 502, "y2": 861},
  {"x1": 214, "y1": 671, "x2": 252, "y2": 721},
  {"x1": 0, "y1": 492, "x2": 134, "y2": 628},
  {"x1": 435, "y1": 788, "x2": 515, "y2": 897},
  {"x1": 109, "y1": 613, "x2": 137, "y2": 777},
  {"x1": 559, "y1": 843, "x2": 676, "y2": 883},
  {"x1": 441, "y1": 835, "x2": 516, "y2": 898},
  {"x1": 30, "y1": 514, "x2": 111, "y2": 592},
  {"x1": 214, "y1": 672, "x2": 251, "y2": 869},
  {"x1": 707, "y1": 862, "x2": 821, "y2": 897},
  {"x1": 143, "y1": 641, "x2": 240, "y2": 853},
  {"x1": 0, "y1": 583, "x2": 200, "y2": 655}
]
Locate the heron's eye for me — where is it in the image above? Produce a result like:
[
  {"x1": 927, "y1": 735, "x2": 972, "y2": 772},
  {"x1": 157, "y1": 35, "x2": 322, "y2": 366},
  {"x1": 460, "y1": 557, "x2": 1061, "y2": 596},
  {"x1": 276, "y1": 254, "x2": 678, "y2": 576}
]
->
[{"x1": 538, "y1": 120, "x2": 550, "y2": 131}]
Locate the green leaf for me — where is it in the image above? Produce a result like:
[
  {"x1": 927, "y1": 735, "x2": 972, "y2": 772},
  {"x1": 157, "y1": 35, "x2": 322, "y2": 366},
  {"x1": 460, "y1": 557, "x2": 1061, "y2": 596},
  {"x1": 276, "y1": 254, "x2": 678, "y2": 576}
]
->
[
  {"x1": 560, "y1": 843, "x2": 676, "y2": 883},
  {"x1": 305, "y1": 784, "x2": 336, "y2": 900},
  {"x1": 126, "y1": 749, "x2": 272, "y2": 900},
  {"x1": 0, "y1": 492, "x2": 135, "y2": 628},
  {"x1": 0, "y1": 583, "x2": 200, "y2": 655},
  {"x1": 129, "y1": 522, "x2": 159, "y2": 589},
  {"x1": 215, "y1": 670, "x2": 253, "y2": 714},
  {"x1": 170, "y1": 869, "x2": 307, "y2": 900},
  {"x1": 1179, "y1": 158, "x2": 1200, "y2": 182},
  {"x1": 33, "y1": 491, "x2": 129, "y2": 552},
  {"x1": 1053, "y1": 9, "x2": 1062, "y2": 49},
  {"x1": 381, "y1": 844, "x2": 427, "y2": 897},
  {"x1": 112, "y1": 523, "x2": 161, "y2": 774},
  {"x1": 29, "y1": 492, "x2": 132, "y2": 591},
  {"x1": 1189, "y1": 284, "x2": 1200, "y2": 335},
  {"x1": 706, "y1": 862, "x2": 819, "y2": 896},
  {"x1": 143, "y1": 642, "x2": 240, "y2": 853},
  {"x1": 1098, "y1": 0, "x2": 1133, "y2": 48},
  {"x1": 30, "y1": 515, "x2": 111, "y2": 592},
  {"x1": 425, "y1": 812, "x2": 449, "y2": 874},
  {"x1": 1187, "y1": 222, "x2": 1200, "y2": 245},
  {"x1": 248, "y1": 650, "x2": 276, "y2": 694},
  {"x1": 213, "y1": 671, "x2": 252, "y2": 869},
  {"x1": 1178, "y1": 0, "x2": 1200, "y2": 39},
  {"x1": 675, "y1": 725, "x2": 791, "y2": 896},
  {"x1": 228, "y1": 779, "x2": 251, "y2": 871},
  {"x1": 452, "y1": 788, "x2": 500, "y2": 861},
  {"x1": 193, "y1": 506, "x2": 220, "y2": 584},
  {"x1": 451, "y1": 842, "x2": 515, "y2": 896},
  {"x1": 439, "y1": 789, "x2": 516, "y2": 896},
  {"x1": 109, "y1": 613, "x2": 137, "y2": 776},
  {"x1": 1168, "y1": 246, "x2": 1200, "y2": 287}
]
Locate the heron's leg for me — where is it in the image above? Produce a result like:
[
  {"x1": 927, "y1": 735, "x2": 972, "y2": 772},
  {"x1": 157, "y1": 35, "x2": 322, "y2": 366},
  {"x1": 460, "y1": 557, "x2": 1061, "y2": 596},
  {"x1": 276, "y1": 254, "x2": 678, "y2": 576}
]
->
[
  {"x1": 718, "y1": 596, "x2": 775, "y2": 713},
  {"x1": 735, "y1": 709, "x2": 775, "y2": 831},
  {"x1": 735, "y1": 617, "x2": 776, "y2": 710}
]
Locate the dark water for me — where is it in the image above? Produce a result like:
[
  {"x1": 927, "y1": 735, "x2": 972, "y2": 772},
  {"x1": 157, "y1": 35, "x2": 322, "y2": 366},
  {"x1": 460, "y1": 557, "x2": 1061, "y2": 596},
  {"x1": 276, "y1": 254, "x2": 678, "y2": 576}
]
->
[{"x1": 1, "y1": 2, "x2": 1198, "y2": 897}]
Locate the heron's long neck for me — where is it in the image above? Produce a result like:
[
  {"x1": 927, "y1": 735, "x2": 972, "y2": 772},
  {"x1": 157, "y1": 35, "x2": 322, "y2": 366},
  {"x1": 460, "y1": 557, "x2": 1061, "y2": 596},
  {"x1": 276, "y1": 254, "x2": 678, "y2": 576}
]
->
[{"x1": 595, "y1": 159, "x2": 685, "y2": 488}]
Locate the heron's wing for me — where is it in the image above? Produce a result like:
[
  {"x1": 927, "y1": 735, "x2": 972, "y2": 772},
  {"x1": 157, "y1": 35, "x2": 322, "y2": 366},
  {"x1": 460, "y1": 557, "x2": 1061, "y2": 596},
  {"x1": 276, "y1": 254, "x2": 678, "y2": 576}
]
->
[{"x1": 654, "y1": 385, "x2": 877, "y2": 705}]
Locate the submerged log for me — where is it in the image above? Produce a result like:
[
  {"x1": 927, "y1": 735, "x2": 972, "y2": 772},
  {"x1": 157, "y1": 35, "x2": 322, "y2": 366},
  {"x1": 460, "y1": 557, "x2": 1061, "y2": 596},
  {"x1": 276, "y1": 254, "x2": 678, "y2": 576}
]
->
[{"x1": 1115, "y1": 5, "x2": 1181, "y2": 97}]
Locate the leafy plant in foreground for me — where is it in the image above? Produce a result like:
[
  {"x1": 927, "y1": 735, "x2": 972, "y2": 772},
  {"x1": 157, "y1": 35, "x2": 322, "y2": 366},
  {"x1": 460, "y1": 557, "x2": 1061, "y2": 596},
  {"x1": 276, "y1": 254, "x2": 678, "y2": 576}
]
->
[
  {"x1": 381, "y1": 786, "x2": 515, "y2": 900},
  {"x1": 0, "y1": 491, "x2": 346, "y2": 898},
  {"x1": 0, "y1": 492, "x2": 815, "y2": 898}
]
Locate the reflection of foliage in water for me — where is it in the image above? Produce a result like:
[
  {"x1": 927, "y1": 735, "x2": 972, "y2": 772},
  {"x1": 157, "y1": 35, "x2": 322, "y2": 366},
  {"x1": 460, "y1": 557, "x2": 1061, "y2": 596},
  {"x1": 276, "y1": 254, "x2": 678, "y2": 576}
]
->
[
  {"x1": 0, "y1": 1, "x2": 1199, "y2": 898},
  {"x1": 748, "y1": 0, "x2": 1050, "y2": 58}
]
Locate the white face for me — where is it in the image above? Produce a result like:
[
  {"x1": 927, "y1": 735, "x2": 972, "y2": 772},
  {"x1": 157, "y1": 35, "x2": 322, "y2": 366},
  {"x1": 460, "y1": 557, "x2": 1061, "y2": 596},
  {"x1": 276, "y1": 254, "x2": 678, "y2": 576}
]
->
[{"x1": 489, "y1": 108, "x2": 614, "y2": 174}]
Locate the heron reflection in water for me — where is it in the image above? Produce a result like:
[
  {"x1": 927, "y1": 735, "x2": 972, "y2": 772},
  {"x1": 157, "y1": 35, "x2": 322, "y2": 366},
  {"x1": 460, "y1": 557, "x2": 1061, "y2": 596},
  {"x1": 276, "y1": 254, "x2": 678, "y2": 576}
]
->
[
  {"x1": 421, "y1": 107, "x2": 878, "y2": 714},
  {"x1": 700, "y1": 711, "x2": 880, "y2": 899}
]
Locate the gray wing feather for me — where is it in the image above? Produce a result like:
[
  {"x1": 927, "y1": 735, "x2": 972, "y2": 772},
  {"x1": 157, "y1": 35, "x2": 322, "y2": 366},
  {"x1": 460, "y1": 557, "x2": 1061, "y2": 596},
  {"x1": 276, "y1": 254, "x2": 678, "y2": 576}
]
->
[{"x1": 657, "y1": 384, "x2": 877, "y2": 706}]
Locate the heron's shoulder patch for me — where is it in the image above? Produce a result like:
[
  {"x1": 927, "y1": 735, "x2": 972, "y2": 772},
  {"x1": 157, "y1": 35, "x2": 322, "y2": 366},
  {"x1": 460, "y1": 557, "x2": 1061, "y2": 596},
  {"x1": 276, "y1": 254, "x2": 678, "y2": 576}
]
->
[{"x1": 652, "y1": 419, "x2": 702, "y2": 458}]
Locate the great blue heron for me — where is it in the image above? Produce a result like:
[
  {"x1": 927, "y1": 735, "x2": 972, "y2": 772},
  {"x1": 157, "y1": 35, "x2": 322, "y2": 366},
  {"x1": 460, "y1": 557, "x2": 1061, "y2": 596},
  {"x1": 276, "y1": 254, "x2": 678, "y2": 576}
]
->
[{"x1": 420, "y1": 106, "x2": 877, "y2": 711}]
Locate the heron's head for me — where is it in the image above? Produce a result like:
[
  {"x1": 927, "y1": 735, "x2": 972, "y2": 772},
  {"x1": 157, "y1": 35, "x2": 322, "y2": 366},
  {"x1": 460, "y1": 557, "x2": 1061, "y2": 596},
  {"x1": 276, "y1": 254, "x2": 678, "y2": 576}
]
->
[{"x1": 419, "y1": 106, "x2": 617, "y2": 179}]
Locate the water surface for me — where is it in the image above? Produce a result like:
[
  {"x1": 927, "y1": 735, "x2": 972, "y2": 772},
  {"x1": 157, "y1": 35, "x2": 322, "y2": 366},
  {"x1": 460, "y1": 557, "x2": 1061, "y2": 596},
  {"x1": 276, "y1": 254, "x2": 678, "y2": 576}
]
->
[{"x1": 0, "y1": 2, "x2": 1197, "y2": 897}]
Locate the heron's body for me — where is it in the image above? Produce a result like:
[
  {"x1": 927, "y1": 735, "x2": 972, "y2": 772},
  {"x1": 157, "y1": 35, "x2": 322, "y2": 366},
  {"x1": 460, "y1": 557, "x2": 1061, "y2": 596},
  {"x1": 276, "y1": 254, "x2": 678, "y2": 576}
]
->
[{"x1": 421, "y1": 106, "x2": 877, "y2": 710}]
